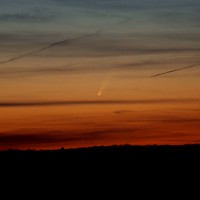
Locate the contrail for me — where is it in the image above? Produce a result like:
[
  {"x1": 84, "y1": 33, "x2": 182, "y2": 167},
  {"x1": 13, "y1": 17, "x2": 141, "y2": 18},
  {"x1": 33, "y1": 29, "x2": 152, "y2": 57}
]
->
[
  {"x1": 0, "y1": 30, "x2": 102, "y2": 65},
  {"x1": 97, "y1": 73, "x2": 113, "y2": 96},
  {"x1": 151, "y1": 64, "x2": 199, "y2": 78},
  {"x1": 0, "y1": 16, "x2": 130, "y2": 66}
]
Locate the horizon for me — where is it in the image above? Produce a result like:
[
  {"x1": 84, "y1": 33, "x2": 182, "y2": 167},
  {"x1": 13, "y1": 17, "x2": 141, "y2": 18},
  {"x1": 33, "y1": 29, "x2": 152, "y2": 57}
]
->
[{"x1": 2, "y1": 143, "x2": 200, "y2": 152}]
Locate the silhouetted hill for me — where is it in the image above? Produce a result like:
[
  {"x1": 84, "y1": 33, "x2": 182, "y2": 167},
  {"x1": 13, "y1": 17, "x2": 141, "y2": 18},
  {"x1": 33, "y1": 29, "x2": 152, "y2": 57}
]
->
[
  {"x1": 2, "y1": 145, "x2": 198, "y2": 190},
  {"x1": 1, "y1": 145, "x2": 200, "y2": 164}
]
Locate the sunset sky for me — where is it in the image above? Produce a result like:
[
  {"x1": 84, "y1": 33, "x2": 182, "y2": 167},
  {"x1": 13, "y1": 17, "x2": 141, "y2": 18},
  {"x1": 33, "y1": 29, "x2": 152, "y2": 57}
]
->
[{"x1": 0, "y1": 0, "x2": 200, "y2": 150}]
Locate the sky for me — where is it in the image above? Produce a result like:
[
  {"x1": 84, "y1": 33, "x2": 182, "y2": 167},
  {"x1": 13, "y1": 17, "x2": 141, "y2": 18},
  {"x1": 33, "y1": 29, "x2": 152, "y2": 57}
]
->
[{"x1": 0, "y1": 0, "x2": 200, "y2": 150}]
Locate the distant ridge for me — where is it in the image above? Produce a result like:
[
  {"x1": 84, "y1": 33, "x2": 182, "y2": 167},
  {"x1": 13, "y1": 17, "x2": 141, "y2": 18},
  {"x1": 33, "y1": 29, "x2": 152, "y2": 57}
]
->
[{"x1": 1, "y1": 144, "x2": 200, "y2": 163}]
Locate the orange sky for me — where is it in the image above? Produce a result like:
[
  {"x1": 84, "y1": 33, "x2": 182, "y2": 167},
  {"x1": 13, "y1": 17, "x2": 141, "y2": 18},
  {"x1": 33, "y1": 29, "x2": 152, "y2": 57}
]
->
[{"x1": 0, "y1": 98, "x2": 200, "y2": 150}]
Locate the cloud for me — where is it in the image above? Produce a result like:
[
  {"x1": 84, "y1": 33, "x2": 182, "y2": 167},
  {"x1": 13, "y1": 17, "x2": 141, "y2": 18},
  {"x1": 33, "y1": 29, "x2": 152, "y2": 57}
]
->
[
  {"x1": 0, "y1": 127, "x2": 138, "y2": 148},
  {"x1": 0, "y1": 10, "x2": 55, "y2": 23},
  {"x1": 0, "y1": 133, "x2": 63, "y2": 146},
  {"x1": 53, "y1": 0, "x2": 200, "y2": 9},
  {"x1": 151, "y1": 6, "x2": 200, "y2": 26},
  {"x1": 0, "y1": 132, "x2": 97, "y2": 148},
  {"x1": 0, "y1": 47, "x2": 199, "y2": 79},
  {"x1": 79, "y1": 46, "x2": 200, "y2": 57},
  {"x1": 1, "y1": 111, "x2": 200, "y2": 149},
  {"x1": 176, "y1": 108, "x2": 200, "y2": 112},
  {"x1": 0, "y1": 66, "x2": 80, "y2": 77},
  {"x1": 142, "y1": 32, "x2": 200, "y2": 42},
  {"x1": 114, "y1": 110, "x2": 133, "y2": 114},
  {"x1": 0, "y1": 99, "x2": 199, "y2": 108},
  {"x1": 160, "y1": 119, "x2": 200, "y2": 123}
]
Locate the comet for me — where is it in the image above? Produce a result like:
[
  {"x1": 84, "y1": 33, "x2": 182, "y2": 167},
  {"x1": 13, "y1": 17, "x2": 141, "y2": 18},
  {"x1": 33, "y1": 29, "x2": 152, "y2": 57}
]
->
[{"x1": 97, "y1": 73, "x2": 112, "y2": 96}]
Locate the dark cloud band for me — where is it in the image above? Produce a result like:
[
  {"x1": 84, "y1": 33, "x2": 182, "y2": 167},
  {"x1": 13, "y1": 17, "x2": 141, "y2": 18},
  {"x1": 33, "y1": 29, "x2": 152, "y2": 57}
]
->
[{"x1": 0, "y1": 99, "x2": 199, "y2": 107}]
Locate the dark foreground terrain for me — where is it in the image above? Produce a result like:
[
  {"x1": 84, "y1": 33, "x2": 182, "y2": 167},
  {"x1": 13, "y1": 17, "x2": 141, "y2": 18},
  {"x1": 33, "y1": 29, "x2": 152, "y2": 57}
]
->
[
  {"x1": 1, "y1": 145, "x2": 200, "y2": 164},
  {"x1": 2, "y1": 145, "x2": 200, "y2": 181},
  {"x1": 2, "y1": 145, "x2": 199, "y2": 189}
]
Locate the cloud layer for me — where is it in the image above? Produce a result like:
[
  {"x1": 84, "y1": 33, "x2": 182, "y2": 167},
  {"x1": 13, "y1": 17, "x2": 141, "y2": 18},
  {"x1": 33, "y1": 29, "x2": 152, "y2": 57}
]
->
[{"x1": 0, "y1": 99, "x2": 199, "y2": 107}]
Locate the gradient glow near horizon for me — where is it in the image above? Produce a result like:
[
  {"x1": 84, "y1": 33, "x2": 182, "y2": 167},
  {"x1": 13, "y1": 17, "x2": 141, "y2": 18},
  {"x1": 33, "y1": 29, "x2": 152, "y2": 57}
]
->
[{"x1": 0, "y1": 0, "x2": 200, "y2": 150}]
